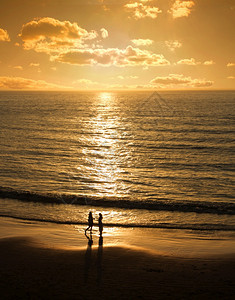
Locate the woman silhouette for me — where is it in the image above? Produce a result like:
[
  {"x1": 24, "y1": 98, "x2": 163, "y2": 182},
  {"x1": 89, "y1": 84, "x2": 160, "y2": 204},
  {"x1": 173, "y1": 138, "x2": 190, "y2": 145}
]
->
[
  {"x1": 98, "y1": 213, "x2": 103, "y2": 236},
  {"x1": 85, "y1": 211, "x2": 94, "y2": 232}
]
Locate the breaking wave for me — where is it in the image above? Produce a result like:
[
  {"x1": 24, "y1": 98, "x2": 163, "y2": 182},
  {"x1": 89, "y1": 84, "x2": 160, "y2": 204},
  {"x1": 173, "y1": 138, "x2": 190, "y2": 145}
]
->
[{"x1": 0, "y1": 186, "x2": 234, "y2": 216}]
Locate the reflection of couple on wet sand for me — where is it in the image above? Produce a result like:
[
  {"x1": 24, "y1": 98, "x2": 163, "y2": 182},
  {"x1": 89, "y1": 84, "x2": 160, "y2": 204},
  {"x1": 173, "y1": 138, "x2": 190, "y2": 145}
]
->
[{"x1": 85, "y1": 212, "x2": 103, "y2": 237}]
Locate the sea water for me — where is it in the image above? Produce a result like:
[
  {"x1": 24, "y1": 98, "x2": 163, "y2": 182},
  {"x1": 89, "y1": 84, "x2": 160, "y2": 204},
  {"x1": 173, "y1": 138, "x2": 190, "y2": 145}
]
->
[{"x1": 0, "y1": 91, "x2": 234, "y2": 233}]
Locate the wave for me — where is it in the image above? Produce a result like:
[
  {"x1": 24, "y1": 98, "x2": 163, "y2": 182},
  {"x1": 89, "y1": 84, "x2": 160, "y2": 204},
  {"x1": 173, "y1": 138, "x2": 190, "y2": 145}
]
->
[
  {"x1": 1, "y1": 214, "x2": 234, "y2": 232},
  {"x1": 0, "y1": 186, "x2": 235, "y2": 215}
]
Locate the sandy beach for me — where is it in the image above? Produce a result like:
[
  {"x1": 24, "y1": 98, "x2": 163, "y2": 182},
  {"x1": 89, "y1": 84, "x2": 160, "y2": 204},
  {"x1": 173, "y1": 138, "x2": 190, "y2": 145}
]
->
[
  {"x1": 1, "y1": 217, "x2": 235, "y2": 299},
  {"x1": 1, "y1": 236, "x2": 235, "y2": 300}
]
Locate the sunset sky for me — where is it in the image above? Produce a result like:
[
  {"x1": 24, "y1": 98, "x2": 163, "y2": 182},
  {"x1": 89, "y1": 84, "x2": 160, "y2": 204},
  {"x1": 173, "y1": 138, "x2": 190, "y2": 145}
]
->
[{"x1": 0, "y1": 0, "x2": 234, "y2": 90}]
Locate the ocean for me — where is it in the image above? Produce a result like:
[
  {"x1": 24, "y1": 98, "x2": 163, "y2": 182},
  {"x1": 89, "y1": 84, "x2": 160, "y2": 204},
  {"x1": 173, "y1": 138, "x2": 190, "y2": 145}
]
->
[{"x1": 0, "y1": 90, "x2": 234, "y2": 233}]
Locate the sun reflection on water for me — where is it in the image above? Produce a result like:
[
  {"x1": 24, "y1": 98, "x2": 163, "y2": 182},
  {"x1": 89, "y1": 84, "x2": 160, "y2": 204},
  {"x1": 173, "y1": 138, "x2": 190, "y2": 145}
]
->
[
  {"x1": 76, "y1": 92, "x2": 129, "y2": 198},
  {"x1": 98, "y1": 92, "x2": 114, "y2": 103}
]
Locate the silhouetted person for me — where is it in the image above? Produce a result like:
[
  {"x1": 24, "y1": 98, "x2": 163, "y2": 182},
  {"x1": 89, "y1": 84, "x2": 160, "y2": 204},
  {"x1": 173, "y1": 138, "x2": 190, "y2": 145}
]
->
[
  {"x1": 85, "y1": 211, "x2": 94, "y2": 233},
  {"x1": 98, "y1": 213, "x2": 103, "y2": 236}
]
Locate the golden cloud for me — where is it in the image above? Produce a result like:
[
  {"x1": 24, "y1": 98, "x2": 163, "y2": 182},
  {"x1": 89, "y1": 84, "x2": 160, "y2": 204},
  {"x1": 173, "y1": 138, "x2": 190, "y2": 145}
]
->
[
  {"x1": 203, "y1": 60, "x2": 215, "y2": 65},
  {"x1": 13, "y1": 66, "x2": 23, "y2": 70},
  {"x1": 227, "y1": 63, "x2": 235, "y2": 67},
  {"x1": 19, "y1": 17, "x2": 99, "y2": 52},
  {"x1": 168, "y1": 0, "x2": 195, "y2": 19},
  {"x1": 150, "y1": 74, "x2": 213, "y2": 87},
  {"x1": 74, "y1": 79, "x2": 97, "y2": 84},
  {"x1": 72, "y1": 78, "x2": 139, "y2": 90},
  {"x1": 72, "y1": 78, "x2": 102, "y2": 89},
  {"x1": 116, "y1": 75, "x2": 138, "y2": 80},
  {"x1": 29, "y1": 63, "x2": 40, "y2": 67},
  {"x1": 0, "y1": 28, "x2": 10, "y2": 41},
  {"x1": 53, "y1": 45, "x2": 170, "y2": 66},
  {"x1": 131, "y1": 39, "x2": 153, "y2": 46},
  {"x1": 176, "y1": 58, "x2": 215, "y2": 66},
  {"x1": 165, "y1": 40, "x2": 182, "y2": 51},
  {"x1": 176, "y1": 58, "x2": 200, "y2": 65},
  {"x1": 124, "y1": 2, "x2": 162, "y2": 19},
  {"x1": 0, "y1": 76, "x2": 70, "y2": 90},
  {"x1": 100, "y1": 28, "x2": 108, "y2": 39}
]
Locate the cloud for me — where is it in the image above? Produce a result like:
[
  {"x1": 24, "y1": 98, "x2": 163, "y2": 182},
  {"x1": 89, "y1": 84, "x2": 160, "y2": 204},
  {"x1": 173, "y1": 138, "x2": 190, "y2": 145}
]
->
[
  {"x1": 19, "y1": 17, "x2": 99, "y2": 53},
  {"x1": 227, "y1": 76, "x2": 235, "y2": 79},
  {"x1": 176, "y1": 58, "x2": 200, "y2": 65},
  {"x1": 165, "y1": 40, "x2": 182, "y2": 51},
  {"x1": 131, "y1": 39, "x2": 153, "y2": 46},
  {"x1": 72, "y1": 78, "x2": 110, "y2": 90},
  {"x1": 13, "y1": 66, "x2": 23, "y2": 70},
  {"x1": 107, "y1": 83, "x2": 139, "y2": 90},
  {"x1": 73, "y1": 77, "x2": 139, "y2": 90},
  {"x1": 100, "y1": 28, "x2": 108, "y2": 39},
  {"x1": 18, "y1": 18, "x2": 168, "y2": 69},
  {"x1": 124, "y1": 2, "x2": 162, "y2": 19},
  {"x1": 0, "y1": 76, "x2": 70, "y2": 90},
  {"x1": 73, "y1": 78, "x2": 99, "y2": 88},
  {"x1": 150, "y1": 74, "x2": 213, "y2": 88},
  {"x1": 116, "y1": 75, "x2": 138, "y2": 79},
  {"x1": 227, "y1": 63, "x2": 235, "y2": 67},
  {"x1": 73, "y1": 79, "x2": 97, "y2": 85},
  {"x1": 203, "y1": 60, "x2": 215, "y2": 65},
  {"x1": 53, "y1": 45, "x2": 170, "y2": 67},
  {"x1": 0, "y1": 28, "x2": 10, "y2": 41},
  {"x1": 29, "y1": 62, "x2": 41, "y2": 72},
  {"x1": 177, "y1": 58, "x2": 215, "y2": 65},
  {"x1": 168, "y1": 0, "x2": 195, "y2": 19},
  {"x1": 29, "y1": 63, "x2": 40, "y2": 67}
]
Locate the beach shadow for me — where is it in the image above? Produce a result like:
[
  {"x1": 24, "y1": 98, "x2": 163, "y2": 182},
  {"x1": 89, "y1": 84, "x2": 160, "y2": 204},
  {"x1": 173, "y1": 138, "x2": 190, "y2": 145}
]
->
[
  {"x1": 84, "y1": 231, "x2": 93, "y2": 284},
  {"x1": 97, "y1": 235, "x2": 103, "y2": 286}
]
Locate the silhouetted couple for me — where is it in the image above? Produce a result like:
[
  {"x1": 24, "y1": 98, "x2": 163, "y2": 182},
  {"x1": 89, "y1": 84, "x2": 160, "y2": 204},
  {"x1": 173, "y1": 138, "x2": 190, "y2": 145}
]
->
[
  {"x1": 84, "y1": 213, "x2": 103, "y2": 286},
  {"x1": 85, "y1": 212, "x2": 103, "y2": 236}
]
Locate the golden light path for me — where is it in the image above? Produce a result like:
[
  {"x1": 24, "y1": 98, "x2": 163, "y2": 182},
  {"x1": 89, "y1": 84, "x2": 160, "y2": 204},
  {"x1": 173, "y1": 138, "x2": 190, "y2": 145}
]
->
[{"x1": 78, "y1": 92, "x2": 128, "y2": 198}]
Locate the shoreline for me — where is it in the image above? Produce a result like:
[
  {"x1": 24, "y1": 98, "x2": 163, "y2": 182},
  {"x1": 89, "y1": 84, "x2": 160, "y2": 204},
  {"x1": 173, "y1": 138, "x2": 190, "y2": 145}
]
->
[
  {"x1": 1, "y1": 236, "x2": 235, "y2": 299},
  {"x1": 1, "y1": 216, "x2": 235, "y2": 257}
]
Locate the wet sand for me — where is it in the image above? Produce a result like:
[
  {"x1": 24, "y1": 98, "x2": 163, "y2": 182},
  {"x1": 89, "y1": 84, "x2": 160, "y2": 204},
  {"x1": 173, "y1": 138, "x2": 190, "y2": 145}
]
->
[
  {"x1": 1, "y1": 236, "x2": 235, "y2": 300},
  {"x1": 1, "y1": 216, "x2": 235, "y2": 257}
]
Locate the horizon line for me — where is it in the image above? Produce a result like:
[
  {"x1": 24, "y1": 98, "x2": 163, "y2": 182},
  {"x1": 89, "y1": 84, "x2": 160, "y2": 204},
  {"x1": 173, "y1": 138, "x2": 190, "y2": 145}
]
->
[{"x1": 0, "y1": 89, "x2": 235, "y2": 92}]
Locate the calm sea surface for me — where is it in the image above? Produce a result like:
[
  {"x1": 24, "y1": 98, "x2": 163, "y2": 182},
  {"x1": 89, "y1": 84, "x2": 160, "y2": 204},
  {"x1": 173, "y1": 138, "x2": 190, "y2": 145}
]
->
[{"x1": 0, "y1": 91, "x2": 234, "y2": 231}]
